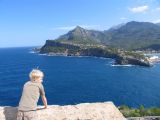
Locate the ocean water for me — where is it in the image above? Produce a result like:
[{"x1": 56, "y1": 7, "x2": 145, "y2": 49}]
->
[{"x1": 0, "y1": 47, "x2": 160, "y2": 108}]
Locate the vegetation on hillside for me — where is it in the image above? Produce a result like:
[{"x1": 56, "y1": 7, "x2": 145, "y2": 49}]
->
[
  {"x1": 54, "y1": 21, "x2": 160, "y2": 50},
  {"x1": 119, "y1": 105, "x2": 160, "y2": 117},
  {"x1": 39, "y1": 21, "x2": 159, "y2": 67},
  {"x1": 105, "y1": 21, "x2": 160, "y2": 50}
]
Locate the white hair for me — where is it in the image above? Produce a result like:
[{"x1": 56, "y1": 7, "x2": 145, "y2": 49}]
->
[{"x1": 29, "y1": 69, "x2": 44, "y2": 82}]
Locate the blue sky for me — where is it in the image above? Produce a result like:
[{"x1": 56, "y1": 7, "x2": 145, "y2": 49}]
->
[{"x1": 0, "y1": 0, "x2": 160, "y2": 47}]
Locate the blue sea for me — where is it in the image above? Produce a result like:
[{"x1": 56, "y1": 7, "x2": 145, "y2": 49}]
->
[{"x1": 0, "y1": 47, "x2": 160, "y2": 108}]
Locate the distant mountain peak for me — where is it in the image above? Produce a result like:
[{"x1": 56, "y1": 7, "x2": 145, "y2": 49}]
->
[
  {"x1": 70, "y1": 26, "x2": 87, "y2": 36},
  {"x1": 125, "y1": 21, "x2": 142, "y2": 26},
  {"x1": 55, "y1": 21, "x2": 160, "y2": 50},
  {"x1": 109, "y1": 23, "x2": 126, "y2": 31},
  {"x1": 126, "y1": 21, "x2": 155, "y2": 26},
  {"x1": 127, "y1": 21, "x2": 138, "y2": 23},
  {"x1": 73, "y1": 26, "x2": 85, "y2": 31},
  {"x1": 75, "y1": 25, "x2": 83, "y2": 29}
]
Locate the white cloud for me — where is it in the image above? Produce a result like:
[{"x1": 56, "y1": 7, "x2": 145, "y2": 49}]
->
[
  {"x1": 156, "y1": 7, "x2": 160, "y2": 11},
  {"x1": 52, "y1": 25, "x2": 101, "y2": 30},
  {"x1": 120, "y1": 17, "x2": 128, "y2": 20},
  {"x1": 152, "y1": 19, "x2": 160, "y2": 23},
  {"x1": 129, "y1": 5, "x2": 149, "y2": 13}
]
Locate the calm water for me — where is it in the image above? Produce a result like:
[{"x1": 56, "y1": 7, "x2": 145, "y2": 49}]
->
[{"x1": 0, "y1": 47, "x2": 160, "y2": 108}]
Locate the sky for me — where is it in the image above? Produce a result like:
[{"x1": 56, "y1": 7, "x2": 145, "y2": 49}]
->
[{"x1": 0, "y1": 0, "x2": 160, "y2": 47}]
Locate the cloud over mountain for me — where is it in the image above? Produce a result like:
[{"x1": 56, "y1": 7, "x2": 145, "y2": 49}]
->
[{"x1": 129, "y1": 5, "x2": 149, "y2": 13}]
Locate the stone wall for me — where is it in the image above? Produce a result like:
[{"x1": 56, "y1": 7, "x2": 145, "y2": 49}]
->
[{"x1": 0, "y1": 102, "x2": 125, "y2": 120}]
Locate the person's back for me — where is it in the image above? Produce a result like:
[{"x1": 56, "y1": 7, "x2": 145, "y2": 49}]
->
[
  {"x1": 18, "y1": 81, "x2": 45, "y2": 111},
  {"x1": 17, "y1": 69, "x2": 47, "y2": 120}
]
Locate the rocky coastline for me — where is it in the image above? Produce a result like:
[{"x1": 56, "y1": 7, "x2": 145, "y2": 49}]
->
[{"x1": 38, "y1": 40, "x2": 151, "y2": 67}]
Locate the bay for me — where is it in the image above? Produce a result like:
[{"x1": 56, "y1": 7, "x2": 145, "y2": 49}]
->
[{"x1": 0, "y1": 47, "x2": 160, "y2": 108}]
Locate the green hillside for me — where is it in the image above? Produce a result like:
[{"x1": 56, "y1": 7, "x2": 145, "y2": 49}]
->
[
  {"x1": 104, "y1": 21, "x2": 160, "y2": 50},
  {"x1": 53, "y1": 21, "x2": 160, "y2": 50}
]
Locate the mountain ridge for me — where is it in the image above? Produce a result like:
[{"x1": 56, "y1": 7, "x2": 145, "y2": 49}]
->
[
  {"x1": 55, "y1": 25, "x2": 106, "y2": 45},
  {"x1": 53, "y1": 21, "x2": 160, "y2": 50},
  {"x1": 104, "y1": 21, "x2": 160, "y2": 50},
  {"x1": 38, "y1": 21, "x2": 160, "y2": 67}
]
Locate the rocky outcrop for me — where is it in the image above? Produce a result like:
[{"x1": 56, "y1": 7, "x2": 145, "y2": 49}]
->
[
  {"x1": 0, "y1": 102, "x2": 125, "y2": 120},
  {"x1": 115, "y1": 55, "x2": 151, "y2": 67},
  {"x1": 39, "y1": 40, "x2": 151, "y2": 67}
]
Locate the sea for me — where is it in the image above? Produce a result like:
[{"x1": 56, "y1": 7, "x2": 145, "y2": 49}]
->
[{"x1": 0, "y1": 47, "x2": 160, "y2": 108}]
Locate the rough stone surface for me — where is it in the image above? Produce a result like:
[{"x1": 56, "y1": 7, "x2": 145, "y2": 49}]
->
[{"x1": 0, "y1": 102, "x2": 125, "y2": 120}]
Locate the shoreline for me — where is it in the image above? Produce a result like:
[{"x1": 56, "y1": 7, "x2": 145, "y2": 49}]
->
[
  {"x1": 38, "y1": 53, "x2": 152, "y2": 67},
  {"x1": 31, "y1": 51, "x2": 141, "y2": 67},
  {"x1": 32, "y1": 49, "x2": 160, "y2": 67}
]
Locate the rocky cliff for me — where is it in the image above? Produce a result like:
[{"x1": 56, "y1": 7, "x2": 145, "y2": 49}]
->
[
  {"x1": 0, "y1": 102, "x2": 125, "y2": 120},
  {"x1": 39, "y1": 40, "x2": 151, "y2": 67}
]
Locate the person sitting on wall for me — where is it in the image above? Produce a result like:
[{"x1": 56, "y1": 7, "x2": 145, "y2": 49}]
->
[{"x1": 17, "y1": 69, "x2": 48, "y2": 120}]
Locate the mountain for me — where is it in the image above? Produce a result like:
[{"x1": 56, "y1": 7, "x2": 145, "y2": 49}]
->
[
  {"x1": 53, "y1": 21, "x2": 160, "y2": 50},
  {"x1": 54, "y1": 26, "x2": 106, "y2": 45},
  {"x1": 104, "y1": 21, "x2": 160, "y2": 50},
  {"x1": 107, "y1": 23, "x2": 126, "y2": 31},
  {"x1": 38, "y1": 21, "x2": 160, "y2": 66},
  {"x1": 156, "y1": 23, "x2": 160, "y2": 26},
  {"x1": 40, "y1": 40, "x2": 151, "y2": 67}
]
